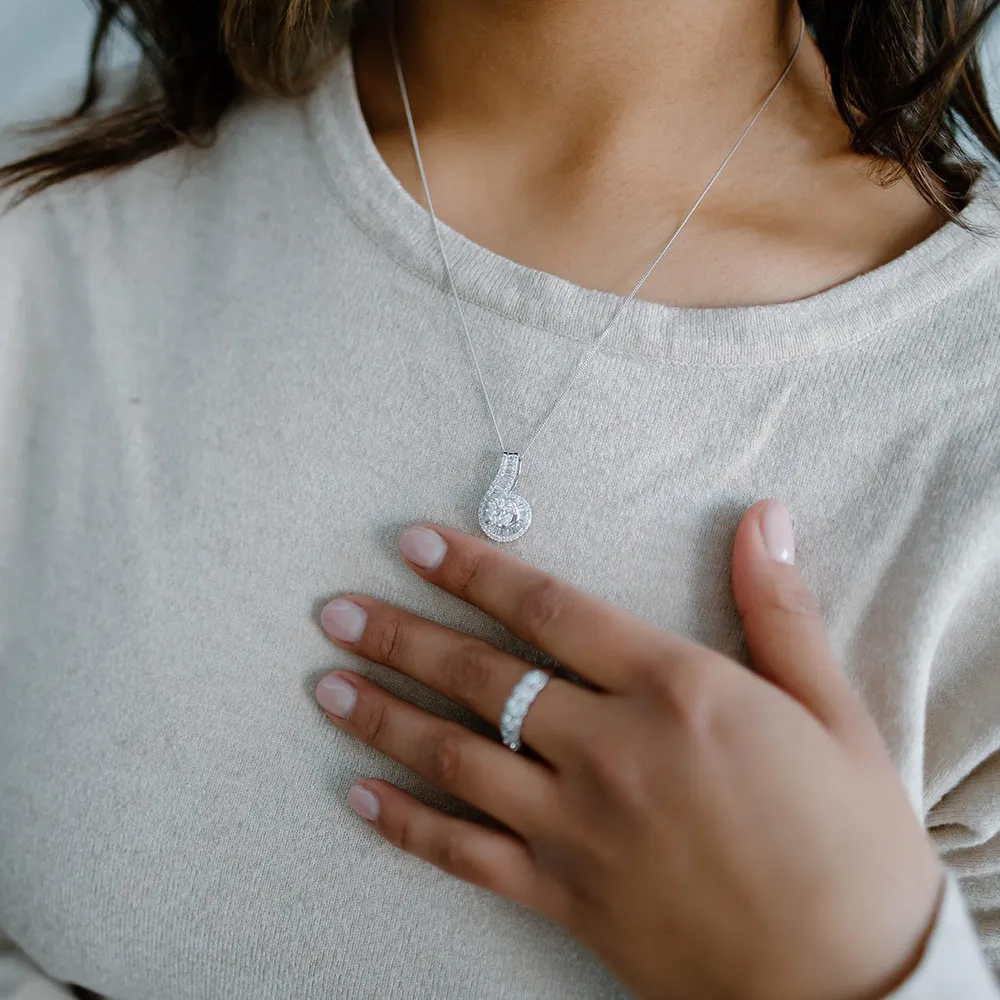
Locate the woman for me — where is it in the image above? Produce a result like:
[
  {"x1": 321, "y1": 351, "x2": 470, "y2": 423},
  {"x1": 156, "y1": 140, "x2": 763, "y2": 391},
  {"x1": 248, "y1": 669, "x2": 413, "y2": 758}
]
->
[{"x1": 1, "y1": 0, "x2": 999, "y2": 997}]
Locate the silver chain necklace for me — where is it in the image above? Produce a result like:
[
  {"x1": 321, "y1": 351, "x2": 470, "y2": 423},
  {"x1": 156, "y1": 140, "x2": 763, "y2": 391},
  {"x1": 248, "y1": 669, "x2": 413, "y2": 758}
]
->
[{"x1": 390, "y1": 13, "x2": 805, "y2": 542}]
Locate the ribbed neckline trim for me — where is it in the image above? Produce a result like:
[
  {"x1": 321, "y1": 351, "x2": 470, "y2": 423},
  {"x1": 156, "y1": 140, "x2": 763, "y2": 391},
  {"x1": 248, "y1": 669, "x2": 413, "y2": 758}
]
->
[{"x1": 306, "y1": 47, "x2": 1000, "y2": 366}]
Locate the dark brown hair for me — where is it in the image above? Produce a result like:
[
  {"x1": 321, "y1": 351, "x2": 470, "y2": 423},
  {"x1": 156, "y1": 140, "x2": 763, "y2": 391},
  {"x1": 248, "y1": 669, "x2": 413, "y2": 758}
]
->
[{"x1": 2, "y1": 0, "x2": 1000, "y2": 218}]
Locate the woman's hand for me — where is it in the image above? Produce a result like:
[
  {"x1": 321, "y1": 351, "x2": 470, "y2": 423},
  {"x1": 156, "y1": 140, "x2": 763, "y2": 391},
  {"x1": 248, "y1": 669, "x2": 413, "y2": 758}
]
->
[{"x1": 314, "y1": 499, "x2": 944, "y2": 1000}]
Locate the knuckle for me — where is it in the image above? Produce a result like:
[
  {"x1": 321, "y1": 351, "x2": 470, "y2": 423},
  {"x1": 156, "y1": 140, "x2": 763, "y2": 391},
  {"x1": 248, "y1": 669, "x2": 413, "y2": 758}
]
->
[
  {"x1": 430, "y1": 831, "x2": 468, "y2": 876},
  {"x1": 358, "y1": 698, "x2": 390, "y2": 747},
  {"x1": 598, "y1": 748, "x2": 646, "y2": 798},
  {"x1": 388, "y1": 812, "x2": 417, "y2": 855},
  {"x1": 370, "y1": 616, "x2": 406, "y2": 666},
  {"x1": 673, "y1": 677, "x2": 718, "y2": 737},
  {"x1": 576, "y1": 731, "x2": 650, "y2": 806},
  {"x1": 749, "y1": 575, "x2": 823, "y2": 625},
  {"x1": 538, "y1": 880, "x2": 579, "y2": 929},
  {"x1": 425, "y1": 730, "x2": 464, "y2": 787},
  {"x1": 652, "y1": 665, "x2": 722, "y2": 738},
  {"x1": 448, "y1": 549, "x2": 490, "y2": 598},
  {"x1": 518, "y1": 574, "x2": 567, "y2": 641},
  {"x1": 442, "y1": 642, "x2": 494, "y2": 703}
]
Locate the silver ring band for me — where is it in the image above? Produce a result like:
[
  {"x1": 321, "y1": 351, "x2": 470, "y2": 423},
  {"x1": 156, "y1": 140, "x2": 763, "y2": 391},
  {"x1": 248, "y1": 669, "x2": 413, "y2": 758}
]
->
[{"x1": 499, "y1": 668, "x2": 550, "y2": 752}]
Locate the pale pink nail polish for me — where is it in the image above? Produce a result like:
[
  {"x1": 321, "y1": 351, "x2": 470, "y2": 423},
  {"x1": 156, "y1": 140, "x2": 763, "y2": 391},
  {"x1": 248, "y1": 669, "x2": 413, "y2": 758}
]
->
[
  {"x1": 348, "y1": 783, "x2": 380, "y2": 821},
  {"x1": 316, "y1": 674, "x2": 357, "y2": 718},
  {"x1": 321, "y1": 598, "x2": 367, "y2": 642},
  {"x1": 761, "y1": 500, "x2": 795, "y2": 565},
  {"x1": 399, "y1": 526, "x2": 447, "y2": 569}
]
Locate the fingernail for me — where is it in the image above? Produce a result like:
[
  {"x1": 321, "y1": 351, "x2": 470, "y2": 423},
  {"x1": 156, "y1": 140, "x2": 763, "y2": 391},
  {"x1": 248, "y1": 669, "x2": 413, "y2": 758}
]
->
[
  {"x1": 347, "y1": 783, "x2": 380, "y2": 821},
  {"x1": 321, "y1": 598, "x2": 367, "y2": 642},
  {"x1": 760, "y1": 500, "x2": 795, "y2": 565},
  {"x1": 399, "y1": 526, "x2": 447, "y2": 569},
  {"x1": 316, "y1": 673, "x2": 358, "y2": 718}
]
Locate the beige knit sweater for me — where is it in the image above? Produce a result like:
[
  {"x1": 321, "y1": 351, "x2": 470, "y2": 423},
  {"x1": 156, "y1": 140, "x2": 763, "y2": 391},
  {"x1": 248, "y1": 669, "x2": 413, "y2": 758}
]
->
[{"x1": 1, "y1": 50, "x2": 999, "y2": 999}]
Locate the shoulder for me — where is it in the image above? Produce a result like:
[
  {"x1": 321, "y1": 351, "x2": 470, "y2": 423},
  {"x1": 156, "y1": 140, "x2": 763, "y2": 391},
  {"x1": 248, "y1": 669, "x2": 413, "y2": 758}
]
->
[
  {"x1": 948, "y1": 177, "x2": 1000, "y2": 310},
  {"x1": 0, "y1": 81, "x2": 351, "y2": 466},
  {"x1": 891, "y1": 177, "x2": 1000, "y2": 371},
  {"x1": 0, "y1": 82, "x2": 334, "y2": 284},
  {"x1": 928, "y1": 180, "x2": 1000, "y2": 415},
  {"x1": 919, "y1": 182, "x2": 1000, "y2": 461}
]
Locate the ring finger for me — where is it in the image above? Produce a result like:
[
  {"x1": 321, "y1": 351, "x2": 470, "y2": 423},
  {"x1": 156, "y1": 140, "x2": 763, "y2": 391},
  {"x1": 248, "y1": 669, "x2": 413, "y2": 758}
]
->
[
  {"x1": 317, "y1": 668, "x2": 555, "y2": 836},
  {"x1": 319, "y1": 593, "x2": 594, "y2": 758}
]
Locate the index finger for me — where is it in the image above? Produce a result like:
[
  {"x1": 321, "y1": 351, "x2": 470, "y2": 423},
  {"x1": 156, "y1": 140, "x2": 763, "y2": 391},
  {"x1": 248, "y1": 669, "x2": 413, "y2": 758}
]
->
[{"x1": 396, "y1": 523, "x2": 689, "y2": 690}]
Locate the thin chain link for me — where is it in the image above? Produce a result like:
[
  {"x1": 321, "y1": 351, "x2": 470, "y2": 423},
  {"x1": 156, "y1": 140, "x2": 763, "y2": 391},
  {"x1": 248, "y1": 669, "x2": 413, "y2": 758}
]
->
[{"x1": 390, "y1": 10, "x2": 805, "y2": 460}]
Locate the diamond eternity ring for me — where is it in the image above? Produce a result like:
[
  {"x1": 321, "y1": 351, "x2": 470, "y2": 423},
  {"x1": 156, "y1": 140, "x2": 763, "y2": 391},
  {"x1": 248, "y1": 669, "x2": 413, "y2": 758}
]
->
[{"x1": 499, "y1": 668, "x2": 551, "y2": 752}]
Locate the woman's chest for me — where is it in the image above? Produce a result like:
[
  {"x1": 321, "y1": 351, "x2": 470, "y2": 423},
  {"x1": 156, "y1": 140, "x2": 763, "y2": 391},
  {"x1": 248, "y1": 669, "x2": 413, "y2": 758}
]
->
[{"x1": 0, "y1": 301, "x2": 965, "y2": 998}]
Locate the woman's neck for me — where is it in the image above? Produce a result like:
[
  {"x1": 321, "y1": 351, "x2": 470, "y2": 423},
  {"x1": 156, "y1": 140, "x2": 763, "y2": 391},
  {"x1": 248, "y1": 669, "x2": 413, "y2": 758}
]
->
[
  {"x1": 352, "y1": 1, "x2": 943, "y2": 309},
  {"x1": 387, "y1": 0, "x2": 809, "y2": 140}
]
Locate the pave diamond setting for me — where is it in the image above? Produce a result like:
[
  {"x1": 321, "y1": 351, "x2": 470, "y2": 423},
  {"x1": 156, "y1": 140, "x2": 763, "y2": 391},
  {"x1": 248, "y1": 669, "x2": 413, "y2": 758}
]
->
[
  {"x1": 499, "y1": 668, "x2": 551, "y2": 752},
  {"x1": 478, "y1": 452, "x2": 532, "y2": 543}
]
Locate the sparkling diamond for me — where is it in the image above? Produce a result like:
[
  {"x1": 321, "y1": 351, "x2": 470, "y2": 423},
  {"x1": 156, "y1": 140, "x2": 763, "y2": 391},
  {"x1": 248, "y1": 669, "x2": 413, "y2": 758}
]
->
[{"x1": 478, "y1": 452, "x2": 532, "y2": 543}]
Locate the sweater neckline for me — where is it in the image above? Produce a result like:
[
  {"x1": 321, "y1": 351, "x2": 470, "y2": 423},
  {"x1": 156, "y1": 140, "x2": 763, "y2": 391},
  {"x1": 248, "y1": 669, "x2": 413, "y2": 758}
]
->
[{"x1": 306, "y1": 47, "x2": 1000, "y2": 366}]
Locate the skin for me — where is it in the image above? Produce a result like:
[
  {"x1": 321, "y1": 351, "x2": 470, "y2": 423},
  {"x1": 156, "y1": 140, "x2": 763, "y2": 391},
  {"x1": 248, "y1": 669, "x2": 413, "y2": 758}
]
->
[
  {"x1": 313, "y1": 505, "x2": 944, "y2": 999},
  {"x1": 319, "y1": 3, "x2": 950, "y2": 994},
  {"x1": 352, "y1": 0, "x2": 945, "y2": 309}
]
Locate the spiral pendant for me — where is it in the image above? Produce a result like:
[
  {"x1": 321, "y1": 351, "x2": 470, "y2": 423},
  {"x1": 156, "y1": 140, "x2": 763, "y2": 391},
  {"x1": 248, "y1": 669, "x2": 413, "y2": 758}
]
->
[{"x1": 478, "y1": 452, "x2": 532, "y2": 543}]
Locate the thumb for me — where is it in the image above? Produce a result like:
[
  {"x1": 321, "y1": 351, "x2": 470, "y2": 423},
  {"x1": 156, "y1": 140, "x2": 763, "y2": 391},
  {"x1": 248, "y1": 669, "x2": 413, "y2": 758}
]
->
[{"x1": 730, "y1": 499, "x2": 863, "y2": 736}]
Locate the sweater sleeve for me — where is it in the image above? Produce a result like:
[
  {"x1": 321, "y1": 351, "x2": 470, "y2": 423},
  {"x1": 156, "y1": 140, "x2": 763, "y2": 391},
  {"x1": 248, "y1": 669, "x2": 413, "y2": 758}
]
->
[
  {"x1": 930, "y1": 747, "x2": 1000, "y2": 986},
  {"x1": 0, "y1": 193, "x2": 81, "y2": 1000},
  {"x1": 884, "y1": 868, "x2": 1000, "y2": 999},
  {"x1": 908, "y1": 506, "x2": 1000, "y2": 996}
]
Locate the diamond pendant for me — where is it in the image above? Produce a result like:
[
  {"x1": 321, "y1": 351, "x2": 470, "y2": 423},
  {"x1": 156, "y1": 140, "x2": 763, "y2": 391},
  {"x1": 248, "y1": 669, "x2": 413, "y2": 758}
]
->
[{"x1": 478, "y1": 452, "x2": 532, "y2": 543}]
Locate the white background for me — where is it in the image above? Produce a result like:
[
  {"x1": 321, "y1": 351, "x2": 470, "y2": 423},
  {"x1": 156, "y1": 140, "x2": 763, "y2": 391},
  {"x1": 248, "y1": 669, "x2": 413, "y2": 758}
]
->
[{"x1": 2, "y1": 1, "x2": 1000, "y2": 124}]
